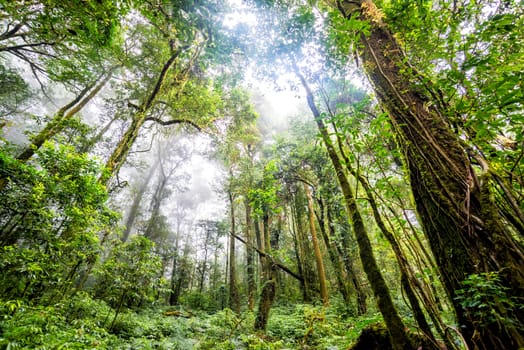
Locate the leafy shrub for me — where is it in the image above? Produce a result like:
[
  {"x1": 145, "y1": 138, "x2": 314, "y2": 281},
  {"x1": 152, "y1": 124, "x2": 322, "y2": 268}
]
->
[
  {"x1": 179, "y1": 291, "x2": 216, "y2": 312},
  {"x1": 455, "y1": 272, "x2": 521, "y2": 329}
]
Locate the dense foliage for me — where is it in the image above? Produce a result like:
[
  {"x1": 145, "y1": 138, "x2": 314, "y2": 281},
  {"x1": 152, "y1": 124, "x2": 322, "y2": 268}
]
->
[{"x1": 1, "y1": 0, "x2": 522, "y2": 349}]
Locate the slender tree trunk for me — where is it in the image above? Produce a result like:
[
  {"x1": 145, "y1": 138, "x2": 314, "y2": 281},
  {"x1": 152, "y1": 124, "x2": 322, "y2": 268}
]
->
[
  {"x1": 303, "y1": 182, "x2": 329, "y2": 306},
  {"x1": 228, "y1": 189, "x2": 240, "y2": 314},
  {"x1": 254, "y1": 213, "x2": 277, "y2": 332},
  {"x1": 245, "y1": 199, "x2": 256, "y2": 311},
  {"x1": 337, "y1": 1, "x2": 524, "y2": 347},
  {"x1": 123, "y1": 159, "x2": 159, "y2": 242},
  {"x1": 295, "y1": 66, "x2": 413, "y2": 350},
  {"x1": 333, "y1": 123, "x2": 442, "y2": 345},
  {"x1": 317, "y1": 198, "x2": 352, "y2": 308},
  {"x1": 327, "y1": 207, "x2": 367, "y2": 315}
]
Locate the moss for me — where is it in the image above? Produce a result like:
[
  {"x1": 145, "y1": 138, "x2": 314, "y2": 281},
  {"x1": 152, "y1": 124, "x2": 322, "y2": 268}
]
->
[
  {"x1": 349, "y1": 322, "x2": 392, "y2": 350},
  {"x1": 349, "y1": 322, "x2": 443, "y2": 350}
]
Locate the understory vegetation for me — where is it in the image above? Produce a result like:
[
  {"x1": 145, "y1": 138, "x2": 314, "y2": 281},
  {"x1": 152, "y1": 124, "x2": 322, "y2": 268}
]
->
[{"x1": 1, "y1": 295, "x2": 387, "y2": 349}]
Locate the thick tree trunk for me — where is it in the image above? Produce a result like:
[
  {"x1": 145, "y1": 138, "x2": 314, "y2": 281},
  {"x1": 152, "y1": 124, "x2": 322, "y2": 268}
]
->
[
  {"x1": 337, "y1": 1, "x2": 524, "y2": 347},
  {"x1": 295, "y1": 66, "x2": 413, "y2": 350},
  {"x1": 303, "y1": 182, "x2": 329, "y2": 306}
]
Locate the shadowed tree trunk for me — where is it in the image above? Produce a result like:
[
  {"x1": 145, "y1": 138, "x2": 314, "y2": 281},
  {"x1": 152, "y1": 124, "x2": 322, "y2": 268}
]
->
[{"x1": 122, "y1": 159, "x2": 159, "y2": 242}]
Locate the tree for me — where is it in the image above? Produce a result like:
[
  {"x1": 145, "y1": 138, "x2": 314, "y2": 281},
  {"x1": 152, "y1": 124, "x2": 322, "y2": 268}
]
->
[{"x1": 329, "y1": 1, "x2": 524, "y2": 348}]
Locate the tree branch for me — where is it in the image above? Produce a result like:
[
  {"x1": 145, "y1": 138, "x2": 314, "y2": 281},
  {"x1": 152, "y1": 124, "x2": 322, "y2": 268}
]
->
[
  {"x1": 230, "y1": 231, "x2": 304, "y2": 283},
  {"x1": 145, "y1": 117, "x2": 202, "y2": 131}
]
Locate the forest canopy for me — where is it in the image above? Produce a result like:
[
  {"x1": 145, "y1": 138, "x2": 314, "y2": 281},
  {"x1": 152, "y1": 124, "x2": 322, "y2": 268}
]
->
[{"x1": 0, "y1": 0, "x2": 523, "y2": 349}]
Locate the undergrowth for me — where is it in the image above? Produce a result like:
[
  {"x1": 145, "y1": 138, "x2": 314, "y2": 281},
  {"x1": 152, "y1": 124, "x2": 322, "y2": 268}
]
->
[{"x1": 0, "y1": 294, "x2": 385, "y2": 349}]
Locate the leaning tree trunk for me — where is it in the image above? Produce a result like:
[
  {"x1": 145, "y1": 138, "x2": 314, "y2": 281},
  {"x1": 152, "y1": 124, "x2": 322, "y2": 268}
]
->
[
  {"x1": 98, "y1": 47, "x2": 188, "y2": 187},
  {"x1": 0, "y1": 68, "x2": 115, "y2": 191},
  {"x1": 294, "y1": 66, "x2": 414, "y2": 350},
  {"x1": 337, "y1": 1, "x2": 524, "y2": 348}
]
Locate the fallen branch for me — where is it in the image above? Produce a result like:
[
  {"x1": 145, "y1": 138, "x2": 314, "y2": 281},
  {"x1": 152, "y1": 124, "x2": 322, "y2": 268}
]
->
[
  {"x1": 163, "y1": 310, "x2": 193, "y2": 318},
  {"x1": 230, "y1": 231, "x2": 304, "y2": 283}
]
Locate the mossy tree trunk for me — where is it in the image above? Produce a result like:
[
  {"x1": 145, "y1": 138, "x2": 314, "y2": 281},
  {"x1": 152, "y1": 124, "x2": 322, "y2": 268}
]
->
[
  {"x1": 0, "y1": 68, "x2": 115, "y2": 191},
  {"x1": 337, "y1": 1, "x2": 524, "y2": 347}
]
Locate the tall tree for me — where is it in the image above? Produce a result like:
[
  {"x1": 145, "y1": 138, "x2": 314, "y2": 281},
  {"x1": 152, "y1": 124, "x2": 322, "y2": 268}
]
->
[{"x1": 330, "y1": 1, "x2": 524, "y2": 347}]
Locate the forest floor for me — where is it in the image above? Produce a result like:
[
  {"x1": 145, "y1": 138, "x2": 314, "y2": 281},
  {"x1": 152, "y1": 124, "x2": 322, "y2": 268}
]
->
[{"x1": 0, "y1": 293, "x2": 388, "y2": 349}]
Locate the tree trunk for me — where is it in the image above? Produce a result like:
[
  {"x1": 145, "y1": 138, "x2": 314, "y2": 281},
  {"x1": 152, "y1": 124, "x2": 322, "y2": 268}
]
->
[
  {"x1": 317, "y1": 198, "x2": 352, "y2": 309},
  {"x1": 245, "y1": 199, "x2": 256, "y2": 311},
  {"x1": 0, "y1": 68, "x2": 115, "y2": 191},
  {"x1": 303, "y1": 182, "x2": 329, "y2": 306},
  {"x1": 338, "y1": 1, "x2": 524, "y2": 347},
  {"x1": 122, "y1": 159, "x2": 159, "y2": 242},
  {"x1": 254, "y1": 213, "x2": 278, "y2": 332},
  {"x1": 228, "y1": 190, "x2": 240, "y2": 314},
  {"x1": 295, "y1": 65, "x2": 413, "y2": 350},
  {"x1": 98, "y1": 49, "x2": 184, "y2": 187},
  {"x1": 328, "y1": 207, "x2": 367, "y2": 315}
]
